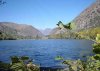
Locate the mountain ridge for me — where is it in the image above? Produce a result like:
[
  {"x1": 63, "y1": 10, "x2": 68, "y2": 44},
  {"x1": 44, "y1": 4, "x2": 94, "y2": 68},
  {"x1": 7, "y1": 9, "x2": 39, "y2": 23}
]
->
[
  {"x1": 48, "y1": 0, "x2": 100, "y2": 39},
  {"x1": 0, "y1": 22, "x2": 44, "y2": 39},
  {"x1": 72, "y1": 0, "x2": 100, "y2": 30}
]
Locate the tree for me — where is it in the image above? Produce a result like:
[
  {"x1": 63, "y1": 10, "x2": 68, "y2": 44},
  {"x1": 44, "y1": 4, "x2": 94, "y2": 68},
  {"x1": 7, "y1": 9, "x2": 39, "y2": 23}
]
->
[
  {"x1": 56, "y1": 21, "x2": 63, "y2": 26},
  {"x1": 56, "y1": 21, "x2": 72, "y2": 30},
  {"x1": 64, "y1": 22, "x2": 72, "y2": 29},
  {"x1": 56, "y1": 21, "x2": 64, "y2": 29}
]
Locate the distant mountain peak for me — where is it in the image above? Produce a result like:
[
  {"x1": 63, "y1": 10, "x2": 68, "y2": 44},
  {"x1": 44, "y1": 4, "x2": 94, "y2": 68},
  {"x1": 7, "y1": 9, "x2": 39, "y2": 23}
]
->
[{"x1": 40, "y1": 28, "x2": 52, "y2": 35}]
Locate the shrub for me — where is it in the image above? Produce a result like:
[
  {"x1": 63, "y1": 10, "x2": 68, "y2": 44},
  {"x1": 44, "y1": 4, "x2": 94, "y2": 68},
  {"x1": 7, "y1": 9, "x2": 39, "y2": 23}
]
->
[
  {"x1": 10, "y1": 56, "x2": 39, "y2": 71},
  {"x1": 63, "y1": 34, "x2": 100, "y2": 71}
]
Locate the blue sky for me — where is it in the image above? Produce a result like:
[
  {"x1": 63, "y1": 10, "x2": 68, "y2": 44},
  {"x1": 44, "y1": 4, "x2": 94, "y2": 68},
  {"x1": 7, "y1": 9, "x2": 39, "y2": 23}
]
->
[{"x1": 0, "y1": 0, "x2": 95, "y2": 29}]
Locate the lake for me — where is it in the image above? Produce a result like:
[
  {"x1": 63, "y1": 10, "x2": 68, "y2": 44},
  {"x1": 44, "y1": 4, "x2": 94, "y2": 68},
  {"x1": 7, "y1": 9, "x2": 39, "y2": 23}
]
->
[{"x1": 0, "y1": 39, "x2": 94, "y2": 68}]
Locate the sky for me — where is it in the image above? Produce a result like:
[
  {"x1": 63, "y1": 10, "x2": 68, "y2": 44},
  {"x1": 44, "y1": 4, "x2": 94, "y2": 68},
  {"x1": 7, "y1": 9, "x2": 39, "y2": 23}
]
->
[{"x1": 0, "y1": 0, "x2": 95, "y2": 29}]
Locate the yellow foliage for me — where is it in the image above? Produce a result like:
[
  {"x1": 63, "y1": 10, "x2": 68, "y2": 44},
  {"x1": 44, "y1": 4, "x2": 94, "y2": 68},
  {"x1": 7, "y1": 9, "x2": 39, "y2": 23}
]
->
[
  {"x1": 77, "y1": 27, "x2": 100, "y2": 39},
  {"x1": 96, "y1": 34, "x2": 100, "y2": 43}
]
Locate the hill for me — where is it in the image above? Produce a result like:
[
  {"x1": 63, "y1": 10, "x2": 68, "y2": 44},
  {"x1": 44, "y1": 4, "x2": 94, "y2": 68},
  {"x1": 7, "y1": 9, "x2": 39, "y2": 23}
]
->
[{"x1": 0, "y1": 22, "x2": 43, "y2": 39}]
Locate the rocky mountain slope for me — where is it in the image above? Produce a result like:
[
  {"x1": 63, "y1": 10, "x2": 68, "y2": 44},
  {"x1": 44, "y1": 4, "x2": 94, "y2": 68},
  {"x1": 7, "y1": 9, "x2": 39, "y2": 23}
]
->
[
  {"x1": 49, "y1": 0, "x2": 100, "y2": 39},
  {"x1": 72, "y1": 0, "x2": 100, "y2": 30},
  {"x1": 0, "y1": 22, "x2": 43, "y2": 39},
  {"x1": 40, "y1": 28, "x2": 52, "y2": 35},
  {"x1": 48, "y1": 27, "x2": 71, "y2": 39}
]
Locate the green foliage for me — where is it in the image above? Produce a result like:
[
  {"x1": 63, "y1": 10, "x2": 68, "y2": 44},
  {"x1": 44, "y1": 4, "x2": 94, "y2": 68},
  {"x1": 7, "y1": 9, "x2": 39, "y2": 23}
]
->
[
  {"x1": 93, "y1": 34, "x2": 100, "y2": 54},
  {"x1": 93, "y1": 43, "x2": 100, "y2": 54},
  {"x1": 96, "y1": 34, "x2": 100, "y2": 43},
  {"x1": 77, "y1": 27, "x2": 100, "y2": 40},
  {"x1": 20, "y1": 56, "x2": 29, "y2": 61},
  {"x1": 63, "y1": 59, "x2": 84, "y2": 71},
  {"x1": 56, "y1": 21, "x2": 72, "y2": 30},
  {"x1": 93, "y1": 54, "x2": 100, "y2": 60},
  {"x1": 11, "y1": 56, "x2": 20, "y2": 64},
  {"x1": 53, "y1": 22, "x2": 100, "y2": 39},
  {"x1": 0, "y1": 31, "x2": 42, "y2": 40},
  {"x1": 64, "y1": 22, "x2": 72, "y2": 29},
  {"x1": 0, "y1": 56, "x2": 39, "y2": 71},
  {"x1": 0, "y1": 61, "x2": 10, "y2": 71},
  {"x1": 47, "y1": 22, "x2": 100, "y2": 39},
  {"x1": 55, "y1": 56, "x2": 64, "y2": 60},
  {"x1": 10, "y1": 62, "x2": 26, "y2": 71},
  {"x1": 57, "y1": 21, "x2": 63, "y2": 26},
  {"x1": 10, "y1": 56, "x2": 39, "y2": 71},
  {"x1": 84, "y1": 56, "x2": 100, "y2": 71},
  {"x1": 63, "y1": 35, "x2": 100, "y2": 71},
  {"x1": 63, "y1": 56, "x2": 100, "y2": 71},
  {"x1": 0, "y1": 32, "x2": 18, "y2": 40},
  {"x1": 70, "y1": 22, "x2": 76, "y2": 30},
  {"x1": 48, "y1": 31, "x2": 80, "y2": 39},
  {"x1": 48, "y1": 32, "x2": 68, "y2": 39}
]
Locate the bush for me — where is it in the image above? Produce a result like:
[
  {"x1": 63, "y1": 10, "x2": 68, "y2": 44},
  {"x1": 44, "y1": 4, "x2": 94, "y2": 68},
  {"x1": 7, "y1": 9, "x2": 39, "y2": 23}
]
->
[
  {"x1": 63, "y1": 34, "x2": 100, "y2": 71},
  {"x1": 10, "y1": 56, "x2": 39, "y2": 71},
  {"x1": 0, "y1": 56, "x2": 39, "y2": 71}
]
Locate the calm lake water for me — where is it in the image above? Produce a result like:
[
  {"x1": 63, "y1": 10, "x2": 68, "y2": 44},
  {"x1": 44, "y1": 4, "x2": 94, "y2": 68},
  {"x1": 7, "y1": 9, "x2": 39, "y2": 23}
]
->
[{"x1": 0, "y1": 39, "x2": 94, "y2": 68}]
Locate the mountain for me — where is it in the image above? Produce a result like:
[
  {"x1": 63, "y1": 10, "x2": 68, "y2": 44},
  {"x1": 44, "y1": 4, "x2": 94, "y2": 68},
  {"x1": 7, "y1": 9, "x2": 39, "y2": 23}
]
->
[
  {"x1": 72, "y1": 0, "x2": 100, "y2": 30},
  {"x1": 50, "y1": 27, "x2": 69, "y2": 35},
  {"x1": 49, "y1": 27, "x2": 61, "y2": 35},
  {"x1": 48, "y1": 0, "x2": 100, "y2": 39},
  {"x1": 40, "y1": 28, "x2": 52, "y2": 35},
  {"x1": 48, "y1": 27, "x2": 71, "y2": 39},
  {"x1": 0, "y1": 22, "x2": 44, "y2": 39}
]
